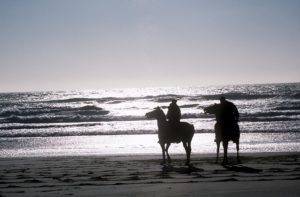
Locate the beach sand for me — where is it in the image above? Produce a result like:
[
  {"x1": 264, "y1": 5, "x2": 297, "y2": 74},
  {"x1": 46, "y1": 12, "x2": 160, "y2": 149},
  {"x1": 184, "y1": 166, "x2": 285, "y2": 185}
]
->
[{"x1": 0, "y1": 152, "x2": 299, "y2": 196}]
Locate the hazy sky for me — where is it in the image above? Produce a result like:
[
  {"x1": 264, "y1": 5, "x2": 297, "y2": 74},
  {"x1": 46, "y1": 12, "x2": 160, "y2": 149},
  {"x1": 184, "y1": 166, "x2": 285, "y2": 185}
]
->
[{"x1": 1, "y1": 0, "x2": 299, "y2": 92}]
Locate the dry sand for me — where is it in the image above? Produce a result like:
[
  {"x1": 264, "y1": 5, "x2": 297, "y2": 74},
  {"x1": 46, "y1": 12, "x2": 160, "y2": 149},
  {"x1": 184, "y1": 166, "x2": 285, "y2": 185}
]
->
[{"x1": 0, "y1": 152, "x2": 299, "y2": 196}]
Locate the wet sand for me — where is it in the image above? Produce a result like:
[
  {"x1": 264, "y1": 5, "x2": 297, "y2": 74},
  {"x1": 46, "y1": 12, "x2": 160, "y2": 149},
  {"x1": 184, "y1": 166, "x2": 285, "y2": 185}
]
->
[{"x1": 0, "y1": 152, "x2": 299, "y2": 196}]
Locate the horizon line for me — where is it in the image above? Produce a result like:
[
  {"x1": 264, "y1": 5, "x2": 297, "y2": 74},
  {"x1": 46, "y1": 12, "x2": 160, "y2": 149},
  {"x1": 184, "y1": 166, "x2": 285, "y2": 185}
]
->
[{"x1": 0, "y1": 81, "x2": 299, "y2": 94}]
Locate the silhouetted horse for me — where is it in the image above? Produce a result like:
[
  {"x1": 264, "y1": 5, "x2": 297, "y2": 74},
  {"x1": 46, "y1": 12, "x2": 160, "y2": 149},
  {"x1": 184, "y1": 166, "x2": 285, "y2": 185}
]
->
[
  {"x1": 204, "y1": 104, "x2": 241, "y2": 164},
  {"x1": 146, "y1": 107, "x2": 195, "y2": 165}
]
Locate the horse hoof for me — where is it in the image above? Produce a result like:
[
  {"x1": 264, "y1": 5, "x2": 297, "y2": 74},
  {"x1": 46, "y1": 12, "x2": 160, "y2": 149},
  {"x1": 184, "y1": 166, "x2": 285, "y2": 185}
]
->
[
  {"x1": 237, "y1": 159, "x2": 242, "y2": 164},
  {"x1": 160, "y1": 161, "x2": 166, "y2": 165}
]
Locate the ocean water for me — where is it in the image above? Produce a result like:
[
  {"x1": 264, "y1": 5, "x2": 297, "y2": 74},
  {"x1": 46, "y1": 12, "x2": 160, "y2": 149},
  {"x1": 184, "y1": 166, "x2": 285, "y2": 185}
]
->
[{"x1": 0, "y1": 83, "x2": 300, "y2": 157}]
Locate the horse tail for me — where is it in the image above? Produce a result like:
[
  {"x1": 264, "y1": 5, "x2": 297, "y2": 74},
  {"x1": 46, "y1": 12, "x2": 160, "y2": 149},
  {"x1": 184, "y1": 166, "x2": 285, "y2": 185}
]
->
[
  {"x1": 192, "y1": 125, "x2": 195, "y2": 138},
  {"x1": 191, "y1": 124, "x2": 195, "y2": 135}
]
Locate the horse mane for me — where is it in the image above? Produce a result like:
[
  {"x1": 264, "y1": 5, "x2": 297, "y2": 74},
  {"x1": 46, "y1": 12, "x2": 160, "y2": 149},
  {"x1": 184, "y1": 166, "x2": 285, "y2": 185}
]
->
[
  {"x1": 155, "y1": 107, "x2": 167, "y2": 120},
  {"x1": 204, "y1": 104, "x2": 222, "y2": 123}
]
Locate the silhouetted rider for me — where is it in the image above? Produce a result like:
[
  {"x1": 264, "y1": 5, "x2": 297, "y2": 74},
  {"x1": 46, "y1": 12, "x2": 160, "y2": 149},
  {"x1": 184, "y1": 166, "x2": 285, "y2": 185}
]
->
[
  {"x1": 167, "y1": 99, "x2": 181, "y2": 125},
  {"x1": 219, "y1": 96, "x2": 239, "y2": 126}
]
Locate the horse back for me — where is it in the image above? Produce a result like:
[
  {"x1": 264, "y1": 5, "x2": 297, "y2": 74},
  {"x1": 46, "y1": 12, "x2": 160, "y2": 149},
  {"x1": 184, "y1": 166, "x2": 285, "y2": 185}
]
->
[
  {"x1": 159, "y1": 121, "x2": 195, "y2": 144},
  {"x1": 179, "y1": 122, "x2": 194, "y2": 130},
  {"x1": 179, "y1": 122, "x2": 195, "y2": 139}
]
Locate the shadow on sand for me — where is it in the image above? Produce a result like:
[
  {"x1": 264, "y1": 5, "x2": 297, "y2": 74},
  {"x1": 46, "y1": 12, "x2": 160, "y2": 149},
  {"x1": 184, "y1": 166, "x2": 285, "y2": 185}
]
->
[
  {"x1": 161, "y1": 164, "x2": 204, "y2": 176},
  {"x1": 223, "y1": 164, "x2": 262, "y2": 173}
]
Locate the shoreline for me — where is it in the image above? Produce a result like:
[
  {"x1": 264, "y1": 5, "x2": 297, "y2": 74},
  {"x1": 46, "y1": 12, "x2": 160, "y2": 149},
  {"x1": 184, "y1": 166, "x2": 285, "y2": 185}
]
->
[
  {"x1": 1, "y1": 151, "x2": 299, "y2": 160},
  {"x1": 0, "y1": 152, "x2": 299, "y2": 196},
  {"x1": 1, "y1": 132, "x2": 299, "y2": 158}
]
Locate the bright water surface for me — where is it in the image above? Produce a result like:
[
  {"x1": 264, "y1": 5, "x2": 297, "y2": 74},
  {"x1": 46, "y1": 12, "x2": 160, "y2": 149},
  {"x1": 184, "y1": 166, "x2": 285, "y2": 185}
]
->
[{"x1": 0, "y1": 83, "x2": 299, "y2": 157}]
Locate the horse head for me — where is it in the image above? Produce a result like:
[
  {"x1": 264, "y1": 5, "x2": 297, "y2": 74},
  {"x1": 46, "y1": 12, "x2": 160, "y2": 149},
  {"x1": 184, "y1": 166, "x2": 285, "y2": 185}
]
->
[
  {"x1": 204, "y1": 103, "x2": 220, "y2": 115},
  {"x1": 145, "y1": 107, "x2": 166, "y2": 120}
]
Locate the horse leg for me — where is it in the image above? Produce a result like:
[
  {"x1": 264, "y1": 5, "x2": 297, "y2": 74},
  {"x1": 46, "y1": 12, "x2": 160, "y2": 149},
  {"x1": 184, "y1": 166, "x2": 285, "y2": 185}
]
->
[
  {"x1": 236, "y1": 141, "x2": 241, "y2": 164},
  {"x1": 182, "y1": 142, "x2": 189, "y2": 165},
  {"x1": 216, "y1": 141, "x2": 220, "y2": 164},
  {"x1": 160, "y1": 143, "x2": 166, "y2": 165},
  {"x1": 222, "y1": 141, "x2": 228, "y2": 165},
  {"x1": 166, "y1": 143, "x2": 171, "y2": 163},
  {"x1": 215, "y1": 123, "x2": 221, "y2": 163},
  {"x1": 187, "y1": 140, "x2": 192, "y2": 165}
]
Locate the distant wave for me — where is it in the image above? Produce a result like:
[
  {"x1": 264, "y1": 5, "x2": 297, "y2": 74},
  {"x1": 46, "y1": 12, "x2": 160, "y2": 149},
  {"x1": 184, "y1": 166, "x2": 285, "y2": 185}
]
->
[
  {"x1": 43, "y1": 94, "x2": 185, "y2": 104},
  {"x1": 0, "y1": 114, "x2": 149, "y2": 124},
  {"x1": 151, "y1": 94, "x2": 185, "y2": 103},
  {"x1": 241, "y1": 117, "x2": 299, "y2": 122},
  {"x1": 1, "y1": 109, "x2": 299, "y2": 124},
  {"x1": 4, "y1": 91, "x2": 297, "y2": 107},
  {"x1": 43, "y1": 94, "x2": 183, "y2": 104},
  {"x1": 0, "y1": 123, "x2": 102, "y2": 130},
  {"x1": 201, "y1": 92, "x2": 275, "y2": 100},
  {"x1": 292, "y1": 93, "x2": 300, "y2": 99},
  {"x1": 274, "y1": 105, "x2": 300, "y2": 111},
  {"x1": 45, "y1": 98, "x2": 96, "y2": 103},
  {"x1": 44, "y1": 97, "x2": 139, "y2": 104},
  {"x1": 246, "y1": 111, "x2": 300, "y2": 117},
  {"x1": 180, "y1": 104, "x2": 200, "y2": 108},
  {"x1": 2, "y1": 115, "x2": 110, "y2": 124},
  {"x1": 0, "y1": 130, "x2": 156, "y2": 138},
  {"x1": 0, "y1": 105, "x2": 109, "y2": 118}
]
